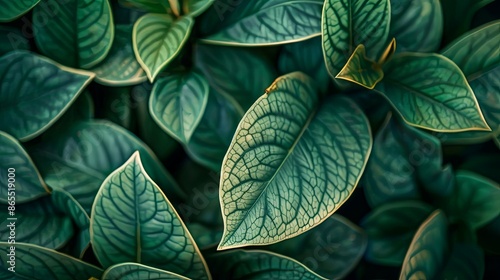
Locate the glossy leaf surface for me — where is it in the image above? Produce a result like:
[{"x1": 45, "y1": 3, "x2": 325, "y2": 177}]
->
[{"x1": 102, "y1": 263, "x2": 189, "y2": 280}]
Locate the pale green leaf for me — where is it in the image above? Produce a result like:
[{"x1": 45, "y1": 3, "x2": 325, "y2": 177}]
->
[
  {"x1": 336, "y1": 44, "x2": 384, "y2": 89},
  {"x1": 102, "y1": 263, "x2": 189, "y2": 280},
  {"x1": 118, "y1": 0, "x2": 170, "y2": 13},
  {"x1": 0, "y1": 0, "x2": 40, "y2": 22},
  {"x1": 322, "y1": 0, "x2": 390, "y2": 78},
  {"x1": 0, "y1": 131, "x2": 49, "y2": 203},
  {"x1": 0, "y1": 51, "x2": 94, "y2": 141},
  {"x1": 0, "y1": 26, "x2": 30, "y2": 55},
  {"x1": 183, "y1": 0, "x2": 213, "y2": 17},
  {"x1": 150, "y1": 71, "x2": 209, "y2": 144},
  {"x1": 0, "y1": 243, "x2": 103, "y2": 279},
  {"x1": 90, "y1": 152, "x2": 211, "y2": 279},
  {"x1": 400, "y1": 210, "x2": 448, "y2": 280},
  {"x1": 33, "y1": 0, "x2": 114, "y2": 69},
  {"x1": 376, "y1": 53, "x2": 490, "y2": 132},
  {"x1": 133, "y1": 13, "x2": 194, "y2": 82},
  {"x1": 219, "y1": 72, "x2": 372, "y2": 249}
]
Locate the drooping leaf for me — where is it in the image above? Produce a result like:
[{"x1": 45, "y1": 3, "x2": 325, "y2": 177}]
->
[
  {"x1": 361, "y1": 201, "x2": 434, "y2": 266},
  {"x1": 219, "y1": 72, "x2": 372, "y2": 249},
  {"x1": 150, "y1": 71, "x2": 210, "y2": 144},
  {"x1": 400, "y1": 210, "x2": 448, "y2": 280},
  {"x1": 439, "y1": 244, "x2": 485, "y2": 280},
  {"x1": 389, "y1": 0, "x2": 443, "y2": 53},
  {"x1": 0, "y1": 131, "x2": 49, "y2": 204},
  {"x1": 0, "y1": 197, "x2": 73, "y2": 249},
  {"x1": 0, "y1": 51, "x2": 94, "y2": 141},
  {"x1": 0, "y1": 0, "x2": 40, "y2": 22},
  {"x1": 194, "y1": 44, "x2": 277, "y2": 110},
  {"x1": 376, "y1": 53, "x2": 490, "y2": 132},
  {"x1": 118, "y1": 0, "x2": 170, "y2": 13},
  {"x1": 102, "y1": 263, "x2": 189, "y2": 280},
  {"x1": 322, "y1": 0, "x2": 390, "y2": 78},
  {"x1": 0, "y1": 243, "x2": 103, "y2": 279},
  {"x1": 207, "y1": 250, "x2": 325, "y2": 280},
  {"x1": 183, "y1": 0, "x2": 213, "y2": 17},
  {"x1": 0, "y1": 26, "x2": 30, "y2": 55},
  {"x1": 33, "y1": 0, "x2": 114, "y2": 69},
  {"x1": 29, "y1": 120, "x2": 184, "y2": 213},
  {"x1": 199, "y1": 0, "x2": 323, "y2": 46},
  {"x1": 268, "y1": 215, "x2": 367, "y2": 279},
  {"x1": 90, "y1": 152, "x2": 210, "y2": 279},
  {"x1": 363, "y1": 114, "x2": 454, "y2": 208},
  {"x1": 132, "y1": 13, "x2": 194, "y2": 82},
  {"x1": 336, "y1": 44, "x2": 384, "y2": 89},
  {"x1": 91, "y1": 25, "x2": 147, "y2": 86}
]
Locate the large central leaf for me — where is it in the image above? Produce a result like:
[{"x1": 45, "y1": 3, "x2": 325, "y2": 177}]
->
[{"x1": 218, "y1": 72, "x2": 372, "y2": 249}]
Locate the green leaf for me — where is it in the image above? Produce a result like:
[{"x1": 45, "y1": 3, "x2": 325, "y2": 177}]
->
[
  {"x1": 0, "y1": 131, "x2": 49, "y2": 203},
  {"x1": 0, "y1": 26, "x2": 30, "y2": 55},
  {"x1": 322, "y1": 0, "x2": 390, "y2": 78},
  {"x1": 219, "y1": 72, "x2": 372, "y2": 249},
  {"x1": 336, "y1": 44, "x2": 384, "y2": 89},
  {"x1": 186, "y1": 88, "x2": 244, "y2": 171},
  {"x1": 133, "y1": 13, "x2": 194, "y2": 82},
  {"x1": 268, "y1": 215, "x2": 367, "y2": 279},
  {"x1": 439, "y1": 244, "x2": 484, "y2": 280},
  {"x1": 0, "y1": 0, "x2": 40, "y2": 22},
  {"x1": 183, "y1": 0, "x2": 213, "y2": 17},
  {"x1": 33, "y1": 0, "x2": 114, "y2": 69},
  {"x1": 91, "y1": 25, "x2": 147, "y2": 86},
  {"x1": 200, "y1": 0, "x2": 323, "y2": 46},
  {"x1": 440, "y1": 171, "x2": 500, "y2": 229},
  {"x1": 194, "y1": 44, "x2": 277, "y2": 110},
  {"x1": 102, "y1": 263, "x2": 189, "y2": 280},
  {"x1": 187, "y1": 223, "x2": 223, "y2": 250},
  {"x1": 0, "y1": 197, "x2": 73, "y2": 249},
  {"x1": 29, "y1": 120, "x2": 184, "y2": 213},
  {"x1": 376, "y1": 53, "x2": 491, "y2": 132},
  {"x1": 150, "y1": 71, "x2": 210, "y2": 144},
  {"x1": 207, "y1": 250, "x2": 325, "y2": 280},
  {"x1": 389, "y1": 0, "x2": 443, "y2": 53},
  {"x1": 90, "y1": 152, "x2": 210, "y2": 279},
  {"x1": 361, "y1": 201, "x2": 434, "y2": 266},
  {"x1": 0, "y1": 51, "x2": 94, "y2": 141},
  {"x1": 118, "y1": 0, "x2": 170, "y2": 13},
  {"x1": 0, "y1": 243, "x2": 103, "y2": 279},
  {"x1": 363, "y1": 114, "x2": 454, "y2": 208},
  {"x1": 400, "y1": 210, "x2": 448, "y2": 280}
]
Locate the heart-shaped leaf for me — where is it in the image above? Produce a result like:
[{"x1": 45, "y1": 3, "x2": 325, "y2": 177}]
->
[
  {"x1": 400, "y1": 210, "x2": 448, "y2": 280},
  {"x1": 439, "y1": 244, "x2": 485, "y2": 280},
  {"x1": 376, "y1": 53, "x2": 491, "y2": 132},
  {"x1": 33, "y1": 0, "x2": 114, "y2": 69},
  {"x1": 102, "y1": 263, "x2": 189, "y2": 280},
  {"x1": 207, "y1": 250, "x2": 325, "y2": 280},
  {"x1": 0, "y1": 242, "x2": 103, "y2": 279},
  {"x1": 219, "y1": 72, "x2": 372, "y2": 249},
  {"x1": 322, "y1": 0, "x2": 390, "y2": 78},
  {"x1": 150, "y1": 71, "x2": 210, "y2": 144},
  {"x1": 183, "y1": 0, "x2": 213, "y2": 17},
  {"x1": 0, "y1": 26, "x2": 30, "y2": 55},
  {"x1": 90, "y1": 151, "x2": 211, "y2": 279},
  {"x1": 336, "y1": 44, "x2": 384, "y2": 89},
  {"x1": 0, "y1": 131, "x2": 49, "y2": 203},
  {"x1": 0, "y1": 51, "x2": 94, "y2": 141},
  {"x1": 199, "y1": 0, "x2": 323, "y2": 46},
  {"x1": 133, "y1": 13, "x2": 194, "y2": 82},
  {"x1": 0, "y1": 0, "x2": 40, "y2": 22},
  {"x1": 361, "y1": 201, "x2": 434, "y2": 266}
]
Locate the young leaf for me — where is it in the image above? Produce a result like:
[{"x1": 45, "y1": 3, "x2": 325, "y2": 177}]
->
[
  {"x1": 0, "y1": 26, "x2": 30, "y2": 55},
  {"x1": 150, "y1": 71, "x2": 210, "y2": 144},
  {"x1": 0, "y1": 0, "x2": 40, "y2": 22},
  {"x1": 102, "y1": 263, "x2": 189, "y2": 280},
  {"x1": 0, "y1": 131, "x2": 49, "y2": 203},
  {"x1": 168, "y1": 0, "x2": 181, "y2": 16},
  {"x1": 219, "y1": 72, "x2": 372, "y2": 249},
  {"x1": 400, "y1": 210, "x2": 448, "y2": 280},
  {"x1": 91, "y1": 25, "x2": 147, "y2": 86},
  {"x1": 200, "y1": 0, "x2": 323, "y2": 46},
  {"x1": 133, "y1": 13, "x2": 194, "y2": 82},
  {"x1": 361, "y1": 201, "x2": 434, "y2": 266},
  {"x1": 0, "y1": 51, "x2": 94, "y2": 141},
  {"x1": 90, "y1": 152, "x2": 211, "y2": 279},
  {"x1": 0, "y1": 242, "x2": 103, "y2": 279},
  {"x1": 376, "y1": 53, "x2": 491, "y2": 132},
  {"x1": 207, "y1": 250, "x2": 325, "y2": 280},
  {"x1": 322, "y1": 0, "x2": 390, "y2": 78},
  {"x1": 389, "y1": 0, "x2": 443, "y2": 53},
  {"x1": 439, "y1": 244, "x2": 485, "y2": 280},
  {"x1": 33, "y1": 0, "x2": 114, "y2": 69},
  {"x1": 183, "y1": 0, "x2": 213, "y2": 17},
  {"x1": 336, "y1": 44, "x2": 384, "y2": 89}
]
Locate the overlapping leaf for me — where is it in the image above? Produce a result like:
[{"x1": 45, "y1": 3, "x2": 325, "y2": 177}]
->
[
  {"x1": 183, "y1": 0, "x2": 213, "y2": 17},
  {"x1": 118, "y1": 0, "x2": 170, "y2": 13},
  {"x1": 439, "y1": 244, "x2": 485, "y2": 280},
  {"x1": 0, "y1": 0, "x2": 40, "y2": 22},
  {"x1": 102, "y1": 263, "x2": 189, "y2": 280},
  {"x1": 336, "y1": 44, "x2": 384, "y2": 89}
]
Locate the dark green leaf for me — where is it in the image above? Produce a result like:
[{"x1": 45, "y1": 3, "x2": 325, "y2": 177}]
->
[
  {"x1": 440, "y1": 244, "x2": 484, "y2": 280},
  {"x1": 0, "y1": 0, "x2": 40, "y2": 22},
  {"x1": 187, "y1": 223, "x2": 223, "y2": 250},
  {"x1": 102, "y1": 263, "x2": 189, "y2": 280},
  {"x1": 336, "y1": 44, "x2": 384, "y2": 89},
  {"x1": 0, "y1": 27, "x2": 30, "y2": 55},
  {"x1": 118, "y1": 0, "x2": 170, "y2": 13},
  {"x1": 100, "y1": 87, "x2": 134, "y2": 130}
]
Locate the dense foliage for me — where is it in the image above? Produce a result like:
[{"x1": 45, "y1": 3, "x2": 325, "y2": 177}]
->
[{"x1": 0, "y1": 0, "x2": 499, "y2": 279}]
